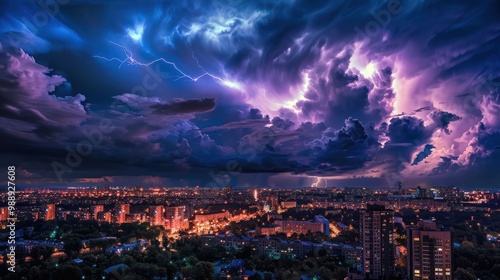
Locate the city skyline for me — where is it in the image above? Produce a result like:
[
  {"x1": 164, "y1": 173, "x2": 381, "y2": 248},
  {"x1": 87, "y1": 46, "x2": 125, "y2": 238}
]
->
[
  {"x1": 1, "y1": 0, "x2": 500, "y2": 189},
  {"x1": 1, "y1": 185, "x2": 498, "y2": 279}
]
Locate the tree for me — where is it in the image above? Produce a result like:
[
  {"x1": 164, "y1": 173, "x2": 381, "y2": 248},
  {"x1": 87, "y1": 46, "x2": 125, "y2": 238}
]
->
[
  {"x1": 461, "y1": 240, "x2": 474, "y2": 249},
  {"x1": 181, "y1": 266, "x2": 194, "y2": 279},
  {"x1": 249, "y1": 273, "x2": 263, "y2": 280},
  {"x1": 64, "y1": 237, "x2": 83, "y2": 258},
  {"x1": 193, "y1": 261, "x2": 214, "y2": 280},
  {"x1": 197, "y1": 247, "x2": 218, "y2": 262},
  {"x1": 122, "y1": 255, "x2": 136, "y2": 266},
  {"x1": 281, "y1": 269, "x2": 300, "y2": 280},
  {"x1": 318, "y1": 266, "x2": 333, "y2": 280},
  {"x1": 28, "y1": 266, "x2": 42, "y2": 279},
  {"x1": 236, "y1": 245, "x2": 252, "y2": 259},
  {"x1": 332, "y1": 267, "x2": 347, "y2": 279},
  {"x1": 317, "y1": 248, "x2": 327, "y2": 258},
  {"x1": 491, "y1": 263, "x2": 500, "y2": 277},
  {"x1": 53, "y1": 264, "x2": 83, "y2": 280},
  {"x1": 30, "y1": 246, "x2": 54, "y2": 264},
  {"x1": 166, "y1": 263, "x2": 177, "y2": 280},
  {"x1": 90, "y1": 238, "x2": 112, "y2": 251},
  {"x1": 162, "y1": 235, "x2": 170, "y2": 248},
  {"x1": 246, "y1": 261, "x2": 256, "y2": 270},
  {"x1": 454, "y1": 268, "x2": 476, "y2": 280}
]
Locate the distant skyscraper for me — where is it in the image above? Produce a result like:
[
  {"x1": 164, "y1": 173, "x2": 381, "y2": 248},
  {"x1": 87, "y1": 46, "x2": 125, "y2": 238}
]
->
[
  {"x1": 360, "y1": 204, "x2": 394, "y2": 279},
  {"x1": 149, "y1": 205, "x2": 164, "y2": 226},
  {"x1": 114, "y1": 204, "x2": 130, "y2": 224},
  {"x1": 90, "y1": 205, "x2": 104, "y2": 220},
  {"x1": 42, "y1": 203, "x2": 56, "y2": 221},
  {"x1": 407, "y1": 220, "x2": 452, "y2": 280}
]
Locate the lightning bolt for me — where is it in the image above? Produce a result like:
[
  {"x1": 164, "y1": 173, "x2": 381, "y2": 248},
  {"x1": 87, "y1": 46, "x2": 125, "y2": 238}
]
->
[
  {"x1": 94, "y1": 41, "x2": 241, "y2": 88},
  {"x1": 311, "y1": 177, "x2": 328, "y2": 188},
  {"x1": 311, "y1": 177, "x2": 321, "y2": 188}
]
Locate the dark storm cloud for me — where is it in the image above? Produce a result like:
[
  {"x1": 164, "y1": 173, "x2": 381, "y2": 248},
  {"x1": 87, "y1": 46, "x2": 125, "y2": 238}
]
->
[
  {"x1": 302, "y1": 118, "x2": 377, "y2": 173},
  {"x1": 196, "y1": 107, "x2": 270, "y2": 149},
  {"x1": 271, "y1": 117, "x2": 295, "y2": 131},
  {"x1": 201, "y1": 119, "x2": 269, "y2": 132},
  {"x1": 465, "y1": 122, "x2": 500, "y2": 166},
  {"x1": 294, "y1": 50, "x2": 397, "y2": 128},
  {"x1": 386, "y1": 116, "x2": 431, "y2": 146},
  {"x1": 412, "y1": 144, "x2": 435, "y2": 166},
  {"x1": 0, "y1": 48, "x2": 229, "y2": 184},
  {"x1": 1, "y1": 0, "x2": 500, "y2": 187},
  {"x1": 186, "y1": 117, "x2": 377, "y2": 177},
  {"x1": 0, "y1": 48, "x2": 87, "y2": 139},
  {"x1": 296, "y1": 50, "x2": 371, "y2": 126},
  {"x1": 380, "y1": 116, "x2": 434, "y2": 169},
  {"x1": 151, "y1": 98, "x2": 215, "y2": 115},
  {"x1": 414, "y1": 106, "x2": 433, "y2": 113},
  {"x1": 428, "y1": 110, "x2": 461, "y2": 134},
  {"x1": 378, "y1": 110, "x2": 461, "y2": 170},
  {"x1": 430, "y1": 156, "x2": 460, "y2": 176},
  {"x1": 368, "y1": 66, "x2": 395, "y2": 123},
  {"x1": 0, "y1": 1, "x2": 82, "y2": 53}
]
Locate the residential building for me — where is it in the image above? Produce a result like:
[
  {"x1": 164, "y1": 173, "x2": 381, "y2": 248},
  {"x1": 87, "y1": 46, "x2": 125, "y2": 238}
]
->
[
  {"x1": 360, "y1": 204, "x2": 394, "y2": 279},
  {"x1": 407, "y1": 220, "x2": 452, "y2": 280}
]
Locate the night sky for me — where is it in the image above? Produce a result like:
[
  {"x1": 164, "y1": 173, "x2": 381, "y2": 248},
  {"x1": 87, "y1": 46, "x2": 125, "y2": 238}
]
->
[{"x1": 1, "y1": 0, "x2": 499, "y2": 188}]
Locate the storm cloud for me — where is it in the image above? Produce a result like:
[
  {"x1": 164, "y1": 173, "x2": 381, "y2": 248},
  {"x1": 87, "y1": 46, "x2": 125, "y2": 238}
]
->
[
  {"x1": 1, "y1": 0, "x2": 500, "y2": 188},
  {"x1": 151, "y1": 98, "x2": 216, "y2": 115}
]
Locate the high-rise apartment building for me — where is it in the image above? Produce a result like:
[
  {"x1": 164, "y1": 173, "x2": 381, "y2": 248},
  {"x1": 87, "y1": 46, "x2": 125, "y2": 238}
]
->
[
  {"x1": 165, "y1": 205, "x2": 186, "y2": 219},
  {"x1": 360, "y1": 204, "x2": 394, "y2": 279},
  {"x1": 407, "y1": 220, "x2": 452, "y2": 280},
  {"x1": 90, "y1": 205, "x2": 104, "y2": 220},
  {"x1": 114, "y1": 204, "x2": 130, "y2": 224},
  {"x1": 165, "y1": 205, "x2": 190, "y2": 231},
  {"x1": 149, "y1": 205, "x2": 164, "y2": 226},
  {"x1": 42, "y1": 203, "x2": 56, "y2": 221}
]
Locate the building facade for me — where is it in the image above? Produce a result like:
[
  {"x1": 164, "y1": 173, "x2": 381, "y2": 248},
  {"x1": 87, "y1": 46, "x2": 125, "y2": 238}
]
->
[
  {"x1": 90, "y1": 205, "x2": 104, "y2": 220},
  {"x1": 360, "y1": 204, "x2": 394, "y2": 279},
  {"x1": 272, "y1": 219, "x2": 324, "y2": 237},
  {"x1": 42, "y1": 203, "x2": 56, "y2": 221},
  {"x1": 149, "y1": 205, "x2": 164, "y2": 226},
  {"x1": 407, "y1": 220, "x2": 452, "y2": 280},
  {"x1": 114, "y1": 204, "x2": 130, "y2": 224}
]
